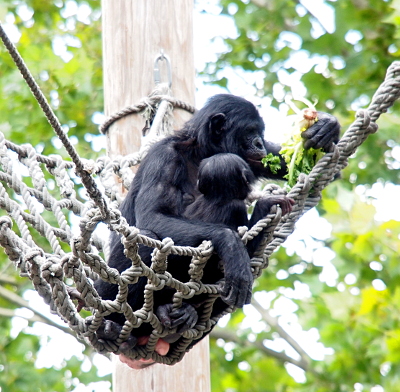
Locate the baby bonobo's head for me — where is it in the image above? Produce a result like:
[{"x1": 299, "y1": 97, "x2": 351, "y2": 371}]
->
[{"x1": 198, "y1": 153, "x2": 256, "y2": 201}]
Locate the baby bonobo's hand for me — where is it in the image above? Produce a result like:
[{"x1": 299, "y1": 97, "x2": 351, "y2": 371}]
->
[
  {"x1": 66, "y1": 286, "x2": 86, "y2": 312},
  {"x1": 258, "y1": 195, "x2": 295, "y2": 216}
]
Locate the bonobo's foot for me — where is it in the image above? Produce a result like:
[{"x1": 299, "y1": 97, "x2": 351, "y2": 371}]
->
[
  {"x1": 66, "y1": 286, "x2": 86, "y2": 312},
  {"x1": 156, "y1": 303, "x2": 198, "y2": 333},
  {"x1": 92, "y1": 318, "x2": 137, "y2": 351}
]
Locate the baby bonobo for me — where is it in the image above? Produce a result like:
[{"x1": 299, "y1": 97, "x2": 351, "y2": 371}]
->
[
  {"x1": 189, "y1": 152, "x2": 295, "y2": 258},
  {"x1": 184, "y1": 153, "x2": 294, "y2": 230}
]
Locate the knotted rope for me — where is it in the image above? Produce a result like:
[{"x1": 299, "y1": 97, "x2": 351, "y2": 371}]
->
[{"x1": 1, "y1": 21, "x2": 400, "y2": 364}]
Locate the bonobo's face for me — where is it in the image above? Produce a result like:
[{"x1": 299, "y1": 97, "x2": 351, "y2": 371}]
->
[
  {"x1": 200, "y1": 94, "x2": 267, "y2": 171},
  {"x1": 236, "y1": 119, "x2": 267, "y2": 173}
]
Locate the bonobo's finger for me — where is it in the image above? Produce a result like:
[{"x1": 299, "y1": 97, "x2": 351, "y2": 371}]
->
[
  {"x1": 172, "y1": 311, "x2": 199, "y2": 332},
  {"x1": 236, "y1": 285, "x2": 249, "y2": 308},
  {"x1": 220, "y1": 263, "x2": 254, "y2": 308},
  {"x1": 155, "y1": 304, "x2": 173, "y2": 328},
  {"x1": 281, "y1": 197, "x2": 295, "y2": 216},
  {"x1": 169, "y1": 316, "x2": 186, "y2": 329},
  {"x1": 222, "y1": 281, "x2": 251, "y2": 308},
  {"x1": 185, "y1": 310, "x2": 199, "y2": 330},
  {"x1": 168, "y1": 308, "x2": 186, "y2": 318},
  {"x1": 303, "y1": 126, "x2": 338, "y2": 150},
  {"x1": 119, "y1": 336, "x2": 138, "y2": 353},
  {"x1": 314, "y1": 130, "x2": 337, "y2": 151},
  {"x1": 245, "y1": 286, "x2": 252, "y2": 306},
  {"x1": 66, "y1": 286, "x2": 86, "y2": 312},
  {"x1": 269, "y1": 196, "x2": 295, "y2": 216},
  {"x1": 170, "y1": 304, "x2": 198, "y2": 330},
  {"x1": 220, "y1": 283, "x2": 236, "y2": 306}
]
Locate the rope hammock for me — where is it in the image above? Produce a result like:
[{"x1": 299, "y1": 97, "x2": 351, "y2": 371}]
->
[{"x1": 1, "y1": 23, "x2": 400, "y2": 365}]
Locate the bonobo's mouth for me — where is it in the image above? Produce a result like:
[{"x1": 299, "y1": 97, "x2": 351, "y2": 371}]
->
[{"x1": 247, "y1": 157, "x2": 264, "y2": 167}]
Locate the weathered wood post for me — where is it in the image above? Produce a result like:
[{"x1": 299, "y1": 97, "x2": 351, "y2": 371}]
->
[{"x1": 101, "y1": 1, "x2": 211, "y2": 391}]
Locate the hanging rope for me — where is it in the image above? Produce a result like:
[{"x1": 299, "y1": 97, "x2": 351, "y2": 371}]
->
[{"x1": 1, "y1": 21, "x2": 400, "y2": 364}]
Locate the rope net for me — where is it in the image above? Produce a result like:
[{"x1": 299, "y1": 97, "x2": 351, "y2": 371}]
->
[{"x1": 1, "y1": 20, "x2": 400, "y2": 364}]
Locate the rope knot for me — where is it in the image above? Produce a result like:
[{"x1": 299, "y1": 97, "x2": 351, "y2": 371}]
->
[
  {"x1": 151, "y1": 237, "x2": 173, "y2": 274},
  {"x1": 82, "y1": 159, "x2": 97, "y2": 174},
  {"x1": 42, "y1": 258, "x2": 64, "y2": 279},
  {"x1": 24, "y1": 248, "x2": 45, "y2": 260},
  {"x1": 0, "y1": 216, "x2": 12, "y2": 229}
]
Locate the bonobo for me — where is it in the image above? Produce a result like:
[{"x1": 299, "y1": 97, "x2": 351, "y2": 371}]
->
[
  {"x1": 94, "y1": 94, "x2": 340, "y2": 347},
  {"x1": 184, "y1": 153, "x2": 294, "y2": 231}
]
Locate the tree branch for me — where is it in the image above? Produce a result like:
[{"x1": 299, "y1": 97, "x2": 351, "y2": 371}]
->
[
  {"x1": 0, "y1": 274, "x2": 18, "y2": 285},
  {"x1": 251, "y1": 297, "x2": 312, "y2": 368},
  {"x1": 0, "y1": 285, "x2": 75, "y2": 337},
  {"x1": 210, "y1": 328, "x2": 309, "y2": 371}
]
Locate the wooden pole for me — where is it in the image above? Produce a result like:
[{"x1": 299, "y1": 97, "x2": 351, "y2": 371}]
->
[
  {"x1": 102, "y1": 0, "x2": 195, "y2": 158},
  {"x1": 101, "y1": 1, "x2": 211, "y2": 391}
]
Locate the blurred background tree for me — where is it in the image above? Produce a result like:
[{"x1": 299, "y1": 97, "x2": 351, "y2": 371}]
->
[{"x1": 1, "y1": 1, "x2": 400, "y2": 391}]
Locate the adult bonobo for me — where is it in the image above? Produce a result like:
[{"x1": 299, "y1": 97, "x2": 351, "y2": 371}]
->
[{"x1": 94, "y1": 94, "x2": 340, "y2": 344}]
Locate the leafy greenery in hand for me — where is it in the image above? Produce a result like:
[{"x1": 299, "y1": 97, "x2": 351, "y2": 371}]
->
[{"x1": 263, "y1": 99, "x2": 325, "y2": 188}]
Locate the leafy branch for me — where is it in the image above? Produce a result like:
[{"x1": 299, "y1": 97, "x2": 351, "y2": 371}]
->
[{"x1": 0, "y1": 285, "x2": 75, "y2": 336}]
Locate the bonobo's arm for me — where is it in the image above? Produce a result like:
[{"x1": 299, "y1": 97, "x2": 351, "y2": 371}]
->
[
  {"x1": 133, "y1": 146, "x2": 253, "y2": 308},
  {"x1": 262, "y1": 112, "x2": 340, "y2": 180},
  {"x1": 137, "y1": 211, "x2": 253, "y2": 308},
  {"x1": 246, "y1": 195, "x2": 295, "y2": 257}
]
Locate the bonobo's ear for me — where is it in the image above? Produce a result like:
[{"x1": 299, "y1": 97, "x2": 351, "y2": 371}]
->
[
  {"x1": 209, "y1": 113, "x2": 226, "y2": 136},
  {"x1": 241, "y1": 167, "x2": 255, "y2": 187},
  {"x1": 241, "y1": 169, "x2": 250, "y2": 185}
]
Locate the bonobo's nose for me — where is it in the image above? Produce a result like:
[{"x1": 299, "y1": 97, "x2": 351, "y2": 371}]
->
[{"x1": 252, "y1": 137, "x2": 266, "y2": 154}]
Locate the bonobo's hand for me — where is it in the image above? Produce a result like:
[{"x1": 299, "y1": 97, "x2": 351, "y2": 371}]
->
[
  {"x1": 302, "y1": 112, "x2": 340, "y2": 151},
  {"x1": 258, "y1": 195, "x2": 295, "y2": 216},
  {"x1": 66, "y1": 286, "x2": 86, "y2": 312},
  {"x1": 156, "y1": 303, "x2": 198, "y2": 333},
  {"x1": 220, "y1": 266, "x2": 253, "y2": 308},
  {"x1": 211, "y1": 229, "x2": 254, "y2": 308}
]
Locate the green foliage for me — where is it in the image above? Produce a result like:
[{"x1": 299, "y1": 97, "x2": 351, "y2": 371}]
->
[
  {"x1": 261, "y1": 152, "x2": 281, "y2": 174},
  {"x1": 0, "y1": 317, "x2": 110, "y2": 392}
]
